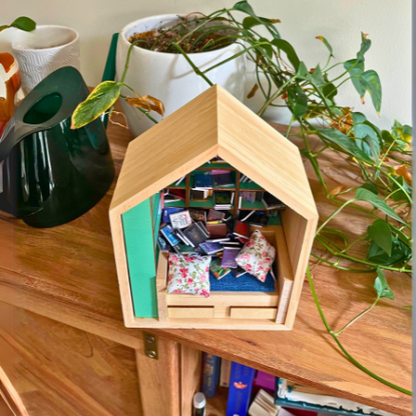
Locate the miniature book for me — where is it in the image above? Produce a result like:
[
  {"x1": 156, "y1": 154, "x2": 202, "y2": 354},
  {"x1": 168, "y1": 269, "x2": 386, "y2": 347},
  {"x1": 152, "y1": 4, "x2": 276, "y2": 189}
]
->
[
  {"x1": 199, "y1": 241, "x2": 224, "y2": 255},
  {"x1": 183, "y1": 223, "x2": 208, "y2": 246},
  {"x1": 207, "y1": 223, "x2": 227, "y2": 238},
  {"x1": 169, "y1": 210, "x2": 192, "y2": 229},
  {"x1": 210, "y1": 257, "x2": 232, "y2": 279},
  {"x1": 233, "y1": 221, "x2": 250, "y2": 239},
  {"x1": 221, "y1": 248, "x2": 240, "y2": 268},
  {"x1": 160, "y1": 225, "x2": 181, "y2": 247}
]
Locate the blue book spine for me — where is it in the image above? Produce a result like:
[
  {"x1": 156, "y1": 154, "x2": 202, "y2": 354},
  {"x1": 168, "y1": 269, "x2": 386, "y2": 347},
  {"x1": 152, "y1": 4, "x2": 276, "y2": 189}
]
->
[
  {"x1": 201, "y1": 353, "x2": 220, "y2": 399},
  {"x1": 226, "y1": 362, "x2": 256, "y2": 416}
]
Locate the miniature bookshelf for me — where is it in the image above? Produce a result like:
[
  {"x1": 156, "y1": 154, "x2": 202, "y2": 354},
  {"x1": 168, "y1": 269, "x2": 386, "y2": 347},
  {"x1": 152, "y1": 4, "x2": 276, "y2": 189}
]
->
[
  {"x1": 109, "y1": 85, "x2": 318, "y2": 330},
  {"x1": 165, "y1": 162, "x2": 268, "y2": 217}
]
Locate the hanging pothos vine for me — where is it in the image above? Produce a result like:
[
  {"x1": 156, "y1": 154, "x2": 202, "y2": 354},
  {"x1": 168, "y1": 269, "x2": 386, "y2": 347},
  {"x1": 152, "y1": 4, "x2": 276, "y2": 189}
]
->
[{"x1": 71, "y1": 1, "x2": 412, "y2": 396}]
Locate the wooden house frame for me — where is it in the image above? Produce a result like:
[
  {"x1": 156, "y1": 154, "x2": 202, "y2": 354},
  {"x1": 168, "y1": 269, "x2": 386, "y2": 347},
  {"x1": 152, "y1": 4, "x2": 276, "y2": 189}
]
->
[{"x1": 110, "y1": 85, "x2": 318, "y2": 330}]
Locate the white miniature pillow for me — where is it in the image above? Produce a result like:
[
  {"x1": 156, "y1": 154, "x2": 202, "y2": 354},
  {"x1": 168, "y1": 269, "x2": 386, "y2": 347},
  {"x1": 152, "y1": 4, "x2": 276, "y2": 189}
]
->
[
  {"x1": 235, "y1": 230, "x2": 276, "y2": 282},
  {"x1": 166, "y1": 254, "x2": 211, "y2": 298}
]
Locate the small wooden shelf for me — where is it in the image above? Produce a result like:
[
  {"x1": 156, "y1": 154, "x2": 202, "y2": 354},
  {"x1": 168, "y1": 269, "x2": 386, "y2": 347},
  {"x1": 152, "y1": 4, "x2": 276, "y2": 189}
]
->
[
  {"x1": 239, "y1": 182, "x2": 264, "y2": 191},
  {"x1": 239, "y1": 199, "x2": 266, "y2": 210},
  {"x1": 164, "y1": 200, "x2": 187, "y2": 208},
  {"x1": 189, "y1": 197, "x2": 216, "y2": 209},
  {"x1": 166, "y1": 179, "x2": 186, "y2": 189}
]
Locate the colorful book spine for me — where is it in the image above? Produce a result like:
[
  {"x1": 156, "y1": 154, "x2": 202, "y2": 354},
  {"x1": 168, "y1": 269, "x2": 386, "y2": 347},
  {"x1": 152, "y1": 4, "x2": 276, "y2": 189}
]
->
[
  {"x1": 201, "y1": 353, "x2": 220, "y2": 399},
  {"x1": 226, "y1": 362, "x2": 256, "y2": 416}
]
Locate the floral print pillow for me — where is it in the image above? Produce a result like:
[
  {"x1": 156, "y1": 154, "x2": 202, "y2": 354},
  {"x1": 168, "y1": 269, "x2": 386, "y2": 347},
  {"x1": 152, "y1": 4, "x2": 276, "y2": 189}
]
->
[
  {"x1": 236, "y1": 230, "x2": 276, "y2": 282},
  {"x1": 166, "y1": 254, "x2": 211, "y2": 298}
]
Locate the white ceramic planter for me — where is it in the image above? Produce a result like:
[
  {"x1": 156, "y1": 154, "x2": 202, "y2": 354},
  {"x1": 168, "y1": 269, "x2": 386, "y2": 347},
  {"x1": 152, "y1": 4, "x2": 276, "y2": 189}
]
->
[
  {"x1": 12, "y1": 25, "x2": 80, "y2": 94},
  {"x1": 116, "y1": 15, "x2": 246, "y2": 137}
]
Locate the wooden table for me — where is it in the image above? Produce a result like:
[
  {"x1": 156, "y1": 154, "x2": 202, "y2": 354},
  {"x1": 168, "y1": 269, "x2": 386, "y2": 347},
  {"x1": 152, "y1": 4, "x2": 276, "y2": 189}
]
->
[{"x1": 0, "y1": 116, "x2": 411, "y2": 416}]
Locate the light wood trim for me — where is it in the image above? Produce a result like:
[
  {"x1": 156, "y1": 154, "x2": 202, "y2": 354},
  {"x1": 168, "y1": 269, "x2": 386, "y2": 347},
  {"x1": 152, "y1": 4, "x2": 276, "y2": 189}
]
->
[
  {"x1": 129, "y1": 316, "x2": 289, "y2": 330},
  {"x1": 180, "y1": 346, "x2": 202, "y2": 416},
  {"x1": 135, "y1": 337, "x2": 180, "y2": 416},
  {"x1": 230, "y1": 307, "x2": 277, "y2": 320},
  {"x1": 109, "y1": 208, "x2": 137, "y2": 327},
  {"x1": 166, "y1": 291, "x2": 278, "y2": 307},
  {"x1": 281, "y1": 209, "x2": 318, "y2": 329},
  {"x1": 156, "y1": 252, "x2": 169, "y2": 322},
  {"x1": 168, "y1": 307, "x2": 214, "y2": 319}
]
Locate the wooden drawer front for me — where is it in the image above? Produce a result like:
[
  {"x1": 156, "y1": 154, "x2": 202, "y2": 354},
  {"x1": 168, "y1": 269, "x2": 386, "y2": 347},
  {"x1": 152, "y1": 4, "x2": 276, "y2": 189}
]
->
[
  {"x1": 230, "y1": 307, "x2": 277, "y2": 320},
  {"x1": 168, "y1": 307, "x2": 214, "y2": 319}
]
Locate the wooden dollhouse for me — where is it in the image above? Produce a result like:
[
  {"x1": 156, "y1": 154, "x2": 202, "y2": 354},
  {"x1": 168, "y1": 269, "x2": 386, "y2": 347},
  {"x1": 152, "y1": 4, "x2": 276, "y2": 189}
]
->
[{"x1": 110, "y1": 85, "x2": 318, "y2": 330}]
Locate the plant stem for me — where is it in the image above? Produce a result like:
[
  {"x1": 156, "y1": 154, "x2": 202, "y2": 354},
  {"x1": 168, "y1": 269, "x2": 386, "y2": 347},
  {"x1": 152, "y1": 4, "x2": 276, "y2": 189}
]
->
[
  {"x1": 316, "y1": 199, "x2": 356, "y2": 235},
  {"x1": 172, "y1": 43, "x2": 214, "y2": 86},
  {"x1": 334, "y1": 295, "x2": 380, "y2": 336},
  {"x1": 121, "y1": 40, "x2": 146, "y2": 83},
  {"x1": 306, "y1": 268, "x2": 412, "y2": 396}
]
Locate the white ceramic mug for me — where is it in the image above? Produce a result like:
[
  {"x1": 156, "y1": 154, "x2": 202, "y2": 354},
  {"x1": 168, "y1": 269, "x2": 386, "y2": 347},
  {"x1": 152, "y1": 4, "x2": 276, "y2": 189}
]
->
[
  {"x1": 116, "y1": 15, "x2": 246, "y2": 137},
  {"x1": 12, "y1": 25, "x2": 80, "y2": 94}
]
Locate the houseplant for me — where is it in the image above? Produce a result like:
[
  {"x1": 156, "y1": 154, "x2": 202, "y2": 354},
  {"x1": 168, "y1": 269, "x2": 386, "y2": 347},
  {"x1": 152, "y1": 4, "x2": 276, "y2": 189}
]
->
[
  {"x1": 71, "y1": 1, "x2": 412, "y2": 395},
  {"x1": 115, "y1": 14, "x2": 246, "y2": 136}
]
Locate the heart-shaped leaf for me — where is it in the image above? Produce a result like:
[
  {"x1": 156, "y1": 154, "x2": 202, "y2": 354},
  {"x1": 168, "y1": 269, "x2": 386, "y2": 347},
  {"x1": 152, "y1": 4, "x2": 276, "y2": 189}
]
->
[
  {"x1": 356, "y1": 32, "x2": 371, "y2": 62},
  {"x1": 287, "y1": 85, "x2": 307, "y2": 117},
  {"x1": 71, "y1": 81, "x2": 122, "y2": 129},
  {"x1": 374, "y1": 268, "x2": 394, "y2": 300},
  {"x1": 368, "y1": 219, "x2": 392, "y2": 256},
  {"x1": 344, "y1": 59, "x2": 365, "y2": 98},
  {"x1": 316, "y1": 36, "x2": 334, "y2": 57},
  {"x1": 355, "y1": 187, "x2": 405, "y2": 224},
  {"x1": 318, "y1": 129, "x2": 373, "y2": 163},
  {"x1": 271, "y1": 39, "x2": 300, "y2": 71},
  {"x1": 362, "y1": 70, "x2": 382, "y2": 115},
  {"x1": 242, "y1": 16, "x2": 280, "y2": 30},
  {"x1": 11, "y1": 16, "x2": 36, "y2": 32}
]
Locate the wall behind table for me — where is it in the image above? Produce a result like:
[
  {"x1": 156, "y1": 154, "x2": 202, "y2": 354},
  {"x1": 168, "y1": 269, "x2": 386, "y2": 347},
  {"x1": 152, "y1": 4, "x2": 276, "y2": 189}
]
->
[{"x1": 0, "y1": 0, "x2": 411, "y2": 129}]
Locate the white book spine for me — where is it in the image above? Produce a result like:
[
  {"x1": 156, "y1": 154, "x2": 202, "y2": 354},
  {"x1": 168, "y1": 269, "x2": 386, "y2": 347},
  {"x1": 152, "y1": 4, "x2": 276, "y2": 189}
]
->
[{"x1": 219, "y1": 359, "x2": 232, "y2": 387}]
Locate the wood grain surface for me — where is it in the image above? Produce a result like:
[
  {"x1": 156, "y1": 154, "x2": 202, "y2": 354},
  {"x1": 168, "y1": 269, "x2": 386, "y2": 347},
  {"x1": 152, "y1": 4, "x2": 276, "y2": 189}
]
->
[{"x1": 0, "y1": 109, "x2": 411, "y2": 416}]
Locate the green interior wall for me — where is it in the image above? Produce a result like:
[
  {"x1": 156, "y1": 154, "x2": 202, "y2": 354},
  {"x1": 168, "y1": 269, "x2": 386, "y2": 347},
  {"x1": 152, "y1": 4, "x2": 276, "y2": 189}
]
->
[{"x1": 122, "y1": 193, "x2": 162, "y2": 318}]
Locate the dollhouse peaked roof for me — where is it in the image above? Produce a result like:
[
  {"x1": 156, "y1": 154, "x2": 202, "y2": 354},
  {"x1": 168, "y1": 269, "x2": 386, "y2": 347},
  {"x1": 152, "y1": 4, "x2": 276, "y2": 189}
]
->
[{"x1": 110, "y1": 85, "x2": 317, "y2": 220}]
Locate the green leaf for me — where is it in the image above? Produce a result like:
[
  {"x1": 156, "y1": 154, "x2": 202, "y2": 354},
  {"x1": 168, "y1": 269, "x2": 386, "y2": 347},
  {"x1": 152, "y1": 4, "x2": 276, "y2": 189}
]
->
[
  {"x1": 233, "y1": 0, "x2": 255, "y2": 15},
  {"x1": 233, "y1": 1, "x2": 280, "y2": 38},
  {"x1": 361, "y1": 183, "x2": 378, "y2": 194},
  {"x1": 316, "y1": 36, "x2": 334, "y2": 57},
  {"x1": 10, "y1": 16, "x2": 36, "y2": 32},
  {"x1": 402, "y1": 306, "x2": 412, "y2": 310},
  {"x1": 361, "y1": 70, "x2": 382, "y2": 114},
  {"x1": 271, "y1": 39, "x2": 300, "y2": 71},
  {"x1": 71, "y1": 81, "x2": 122, "y2": 129},
  {"x1": 374, "y1": 268, "x2": 394, "y2": 300},
  {"x1": 357, "y1": 32, "x2": 371, "y2": 62},
  {"x1": 367, "y1": 237, "x2": 411, "y2": 266},
  {"x1": 0, "y1": 25, "x2": 10, "y2": 33},
  {"x1": 242, "y1": 16, "x2": 280, "y2": 30},
  {"x1": 318, "y1": 129, "x2": 373, "y2": 163},
  {"x1": 368, "y1": 219, "x2": 392, "y2": 256},
  {"x1": 323, "y1": 82, "x2": 337, "y2": 100},
  {"x1": 355, "y1": 188, "x2": 405, "y2": 224},
  {"x1": 352, "y1": 112, "x2": 381, "y2": 161},
  {"x1": 287, "y1": 85, "x2": 307, "y2": 117},
  {"x1": 258, "y1": 37, "x2": 273, "y2": 59},
  {"x1": 295, "y1": 62, "x2": 309, "y2": 79},
  {"x1": 390, "y1": 176, "x2": 412, "y2": 202},
  {"x1": 344, "y1": 59, "x2": 365, "y2": 98},
  {"x1": 310, "y1": 65, "x2": 325, "y2": 87}
]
